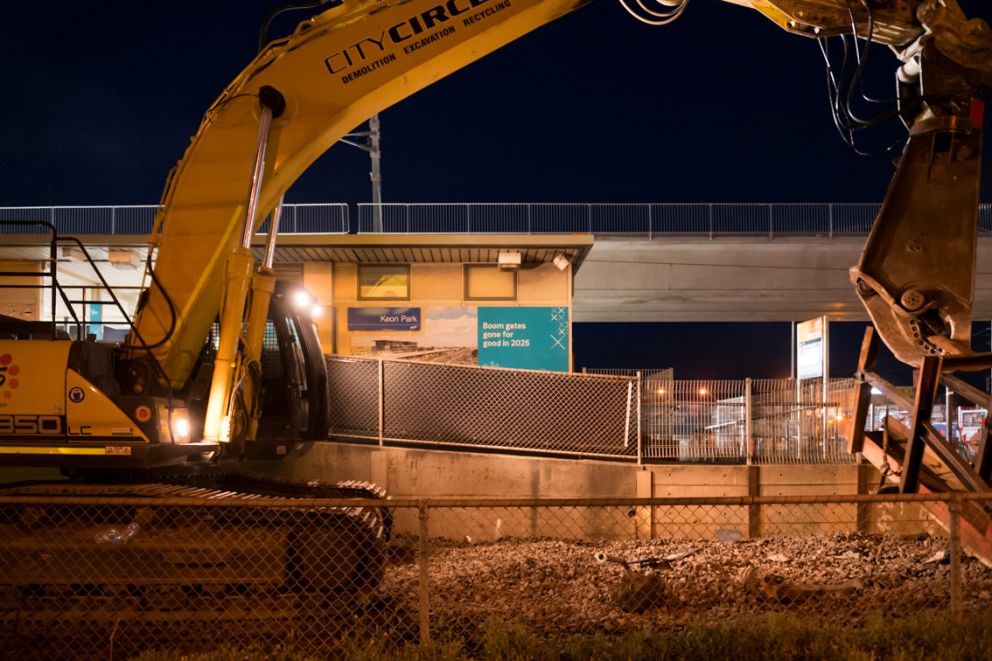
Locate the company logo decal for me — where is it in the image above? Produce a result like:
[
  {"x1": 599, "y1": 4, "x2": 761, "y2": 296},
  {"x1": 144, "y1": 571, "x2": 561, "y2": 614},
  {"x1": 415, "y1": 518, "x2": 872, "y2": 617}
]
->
[
  {"x1": 0, "y1": 354, "x2": 20, "y2": 400},
  {"x1": 68, "y1": 386, "x2": 86, "y2": 403}
]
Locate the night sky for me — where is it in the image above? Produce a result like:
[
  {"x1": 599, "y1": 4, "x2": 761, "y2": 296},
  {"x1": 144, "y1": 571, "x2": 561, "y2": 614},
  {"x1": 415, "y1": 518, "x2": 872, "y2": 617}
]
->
[{"x1": 2, "y1": 1, "x2": 990, "y2": 382}]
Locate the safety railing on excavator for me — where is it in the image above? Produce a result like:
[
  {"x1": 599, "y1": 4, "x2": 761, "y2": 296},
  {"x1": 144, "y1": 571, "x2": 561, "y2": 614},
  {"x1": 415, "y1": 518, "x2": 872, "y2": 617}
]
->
[
  {"x1": 4, "y1": 202, "x2": 990, "y2": 237},
  {"x1": 0, "y1": 220, "x2": 161, "y2": 356}
]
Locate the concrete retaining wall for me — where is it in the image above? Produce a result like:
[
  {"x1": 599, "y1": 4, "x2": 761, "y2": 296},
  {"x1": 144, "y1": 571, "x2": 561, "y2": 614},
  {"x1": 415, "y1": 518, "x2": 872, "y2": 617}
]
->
[{"x1": 251, "y1": 442, "x2": 937, "y2": 540}]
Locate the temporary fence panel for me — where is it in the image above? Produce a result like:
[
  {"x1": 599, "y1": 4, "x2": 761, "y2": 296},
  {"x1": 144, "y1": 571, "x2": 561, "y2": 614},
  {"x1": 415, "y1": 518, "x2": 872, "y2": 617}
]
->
[{"x1": 326, "y1": 357, "x2": 639, "y2": 459}]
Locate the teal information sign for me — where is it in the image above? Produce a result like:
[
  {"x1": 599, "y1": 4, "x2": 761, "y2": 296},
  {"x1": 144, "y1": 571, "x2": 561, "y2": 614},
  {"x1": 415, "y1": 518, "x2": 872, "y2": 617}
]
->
[{"x1": 477, "y1": 307, "x2": 569, "y2": 372}]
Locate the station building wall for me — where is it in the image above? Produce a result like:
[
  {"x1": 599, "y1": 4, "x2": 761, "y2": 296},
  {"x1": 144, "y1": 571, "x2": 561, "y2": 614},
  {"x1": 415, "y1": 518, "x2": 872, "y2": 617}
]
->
[{"x1": 302, "y1": 261, "x2": 573, "y2": 369}]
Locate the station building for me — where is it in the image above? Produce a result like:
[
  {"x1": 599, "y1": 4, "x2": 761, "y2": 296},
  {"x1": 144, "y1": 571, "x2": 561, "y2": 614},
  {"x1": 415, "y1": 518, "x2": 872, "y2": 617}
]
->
[{"x1": 0, "y1": 231, "x2": 592, "y2": 372}]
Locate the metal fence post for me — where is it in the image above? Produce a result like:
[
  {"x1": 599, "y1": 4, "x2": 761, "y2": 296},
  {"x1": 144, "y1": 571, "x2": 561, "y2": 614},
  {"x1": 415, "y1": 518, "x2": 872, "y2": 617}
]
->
[
  {"x1": 418, "y1": 503, "x2": 432, "y2": 645},
  {"x1": 647, "y1": 205, "x2": 653, "y2": 240},
  {"x1": 745, "y1": 377, "x2": 754, "y2": 465},
  {"x1": 623, "y1": 380, "x2": 634, "y2": 450},
  {"x1": 708, "y1": 204, "x2": 714, "y2": 240},
  {"x1": 378, "y1": 359, "x2": 385, "y2": 446},
  {"x1": 636, "y1": 371, "x2": 643, "y2": 465},
  {"x1": 949, "y1": 496, "x2": 962, "y2": 615},
  {"x1": 466, "y1": 203, "x2": 471, "y2": 234},
  {"x1": 768, "y1": 204, "x2": 774, "y2": 239}
]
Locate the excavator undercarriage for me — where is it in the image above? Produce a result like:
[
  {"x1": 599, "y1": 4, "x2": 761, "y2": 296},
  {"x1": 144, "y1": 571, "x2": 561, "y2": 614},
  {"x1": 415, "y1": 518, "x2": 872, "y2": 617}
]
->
[{"x1": 0, "y1": 475, "x2": 390, "y2": 627}]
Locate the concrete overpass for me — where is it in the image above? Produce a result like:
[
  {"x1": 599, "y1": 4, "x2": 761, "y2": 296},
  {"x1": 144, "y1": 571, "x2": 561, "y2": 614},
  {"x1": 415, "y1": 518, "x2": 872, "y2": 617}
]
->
[
  {"x1": 574, "y1": 235, "x2": 992, "y2": 323},
  {"x1": 3, "y1": 202, "x2": 991, "y2": 324}
]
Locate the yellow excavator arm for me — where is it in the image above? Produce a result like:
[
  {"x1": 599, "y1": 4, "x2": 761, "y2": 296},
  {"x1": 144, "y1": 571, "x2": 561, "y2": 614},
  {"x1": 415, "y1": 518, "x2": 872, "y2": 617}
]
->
[
  {"x1": 130, "y1": 0, "x2": 990, "y2": 443},
  {"x1": 133, "y1": 0, "x2": 591, "y2": 392}
]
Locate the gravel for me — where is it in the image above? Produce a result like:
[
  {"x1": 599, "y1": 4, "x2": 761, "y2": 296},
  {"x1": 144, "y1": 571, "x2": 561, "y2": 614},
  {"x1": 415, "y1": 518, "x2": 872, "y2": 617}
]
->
[{"x1": 379, "y1": 533, "x2": 992, "y2": 635}]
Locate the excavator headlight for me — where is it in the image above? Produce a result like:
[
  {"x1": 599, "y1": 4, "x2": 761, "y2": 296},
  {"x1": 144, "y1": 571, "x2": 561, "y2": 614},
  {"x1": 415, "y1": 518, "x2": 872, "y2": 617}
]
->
[
  {"x1": 292, "y1": 289, "x2": 315, "y2": 311},
  {"x1": 159, "y1": 406, "x2": 192, "y2": 444}
]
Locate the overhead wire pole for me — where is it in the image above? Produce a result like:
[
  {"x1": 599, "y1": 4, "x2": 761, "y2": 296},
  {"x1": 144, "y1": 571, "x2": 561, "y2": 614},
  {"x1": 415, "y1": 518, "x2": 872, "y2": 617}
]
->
[{"x1": 341, "y1": 115, "x2": 384, "y2": 232}]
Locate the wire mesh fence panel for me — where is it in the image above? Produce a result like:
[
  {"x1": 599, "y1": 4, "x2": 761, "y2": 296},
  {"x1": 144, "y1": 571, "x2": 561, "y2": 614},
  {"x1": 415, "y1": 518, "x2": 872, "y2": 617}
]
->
[
  {"x1": 326, "y1": 357, "x2": 380, "y2": 439},
  {"x1": 381, "y1": 360, "x2": 638, "y2": 458},
  {"x1": 750, "y1": 378, "x2": 857, "y2": 465},
  {"x1": 641, "y1": 380, "x2": 747, "y2": 462}
]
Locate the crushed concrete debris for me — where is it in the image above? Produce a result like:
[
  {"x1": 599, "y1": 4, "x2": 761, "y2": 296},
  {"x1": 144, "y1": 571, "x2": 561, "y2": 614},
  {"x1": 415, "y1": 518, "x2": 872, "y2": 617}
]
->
[{"x1": 379, "y1": 533, "x2": 992, "y2": 633}]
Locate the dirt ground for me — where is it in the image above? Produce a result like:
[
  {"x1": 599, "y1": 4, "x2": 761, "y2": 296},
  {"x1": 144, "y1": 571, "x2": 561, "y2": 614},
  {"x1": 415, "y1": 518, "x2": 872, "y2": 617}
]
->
[{"x1": 381, "y1": 532, "x2": 992, "y2": 634}]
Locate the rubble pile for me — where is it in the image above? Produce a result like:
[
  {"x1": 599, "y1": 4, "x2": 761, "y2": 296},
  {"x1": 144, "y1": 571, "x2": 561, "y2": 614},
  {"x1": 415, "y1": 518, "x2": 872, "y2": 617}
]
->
[{"x1": 380, "y1": 533, "x2": 992, "y2": 634}]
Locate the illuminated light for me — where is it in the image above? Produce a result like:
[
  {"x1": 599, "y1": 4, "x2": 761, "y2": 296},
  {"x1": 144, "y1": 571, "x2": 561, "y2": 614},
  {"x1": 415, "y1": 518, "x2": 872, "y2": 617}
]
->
[
  {"x1": 310, "y1": 304, "x2": 323, "y2": 318},
  {"x1": 656, "y1": 388, "x2": 666, "y2": 395},
  {"x1": 835, "y1": 413, "x2": 845, "y2": 422},
  {"x1": 697, "y1": 387, "x2": 709, "y2": 396},
  {"x1": 870, "y1": 387, "x2": 883, "y2": 395},
  {"x1": 292, "y1": 289, "x2": 314, "y2": 310},
  {"x1": 175, "y1": 417, "x2": 190, "y2": 438}
]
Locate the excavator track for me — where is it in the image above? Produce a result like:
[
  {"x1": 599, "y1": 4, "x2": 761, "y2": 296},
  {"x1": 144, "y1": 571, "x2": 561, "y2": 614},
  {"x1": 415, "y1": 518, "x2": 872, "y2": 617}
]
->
[{"x1": 0, "y1": 474, "x2": 390, "y2": 626}]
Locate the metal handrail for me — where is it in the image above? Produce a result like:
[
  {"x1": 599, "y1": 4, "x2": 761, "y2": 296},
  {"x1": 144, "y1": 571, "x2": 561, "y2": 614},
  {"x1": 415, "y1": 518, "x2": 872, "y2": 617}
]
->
[{"x1": 3, "y1": 201, "x2": 990, "y2": 237}]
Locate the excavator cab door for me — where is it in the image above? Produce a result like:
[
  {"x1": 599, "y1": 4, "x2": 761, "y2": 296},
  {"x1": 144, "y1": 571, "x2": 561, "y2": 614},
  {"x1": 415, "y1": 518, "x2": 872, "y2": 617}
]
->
[{"x1": 250, "y1": 282, "x2": 327, "y2": 457}]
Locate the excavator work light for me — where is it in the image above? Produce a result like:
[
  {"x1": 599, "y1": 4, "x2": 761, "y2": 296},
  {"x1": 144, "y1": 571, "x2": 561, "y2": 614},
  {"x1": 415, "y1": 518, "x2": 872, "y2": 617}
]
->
[
  {"x1": 159, "y1": 406, "x2": 192, "y2": 443},
  {"x1": 292, "y1": 289, "x2": 315, "y2": 310}
]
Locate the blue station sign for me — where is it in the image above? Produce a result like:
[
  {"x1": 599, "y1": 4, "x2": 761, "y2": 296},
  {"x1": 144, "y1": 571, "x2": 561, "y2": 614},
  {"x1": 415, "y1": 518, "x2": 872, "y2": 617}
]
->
[{"x1": 347, "y1": 307, "x2": 422, "y2": 331}]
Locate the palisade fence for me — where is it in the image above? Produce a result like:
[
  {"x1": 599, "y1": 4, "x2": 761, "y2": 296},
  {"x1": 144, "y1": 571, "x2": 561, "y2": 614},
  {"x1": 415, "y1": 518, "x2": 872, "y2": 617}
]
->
[
  {"x1": 326, "y1": 357, "x2": 870, "y2": 464},
  {"x1": 1, "y1": 492, "x2": 990, "y2": 659}
]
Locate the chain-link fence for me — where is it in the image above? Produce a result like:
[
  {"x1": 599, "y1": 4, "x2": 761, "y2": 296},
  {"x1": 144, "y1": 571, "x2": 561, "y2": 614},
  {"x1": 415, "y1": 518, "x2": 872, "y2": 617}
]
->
[
  {"x1": 324, "y1": 357, "x2": 985, "y2": 467},
  {"x1": 1, "y1": 492, "x2": 990, "y2": 659},
  {"x1": 326, "y1": 357, "x2": 640, "y2": 459}
]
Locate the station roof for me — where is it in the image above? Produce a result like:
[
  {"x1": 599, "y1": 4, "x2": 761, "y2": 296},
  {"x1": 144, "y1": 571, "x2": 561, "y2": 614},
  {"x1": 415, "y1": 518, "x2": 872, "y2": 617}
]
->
[
  {"x1": 0, "y1": 232, "x2": 593, "y2": 289},
  {"x1": 251, "y1": 233, "x2": 593, "y2": 270}
]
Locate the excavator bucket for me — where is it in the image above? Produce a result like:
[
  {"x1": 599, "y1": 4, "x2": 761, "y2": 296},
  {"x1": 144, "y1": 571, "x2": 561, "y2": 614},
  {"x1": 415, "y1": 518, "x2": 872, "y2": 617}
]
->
[{"x1": 850, "y1": 119, "x2": 983, "y2": 366}]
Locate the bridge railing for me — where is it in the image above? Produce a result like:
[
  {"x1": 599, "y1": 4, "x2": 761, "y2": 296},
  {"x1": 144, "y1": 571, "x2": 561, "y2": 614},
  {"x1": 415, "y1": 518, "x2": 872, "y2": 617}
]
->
[
  {"x1": 0, "y1": 203, "x2": 350, "y2": 236},
  {"x1": 356, "y1": 202, "x2": 890, "y2": 236},
  {"x1": 3, "y1": 202, "x2": 990, "y2": 237}
]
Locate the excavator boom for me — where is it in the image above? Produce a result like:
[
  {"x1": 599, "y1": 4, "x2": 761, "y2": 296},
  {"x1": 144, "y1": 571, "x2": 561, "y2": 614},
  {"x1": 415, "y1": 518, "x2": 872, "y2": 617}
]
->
[{"x1": 134, "y1": 0, "x2": 591, "y2": 390}]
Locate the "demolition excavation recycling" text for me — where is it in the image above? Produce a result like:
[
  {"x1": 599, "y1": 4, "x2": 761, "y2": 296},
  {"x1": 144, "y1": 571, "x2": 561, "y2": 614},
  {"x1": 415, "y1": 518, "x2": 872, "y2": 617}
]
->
[{"x1": 324, "y1": 0, "x2": 513, "y2": 84}]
